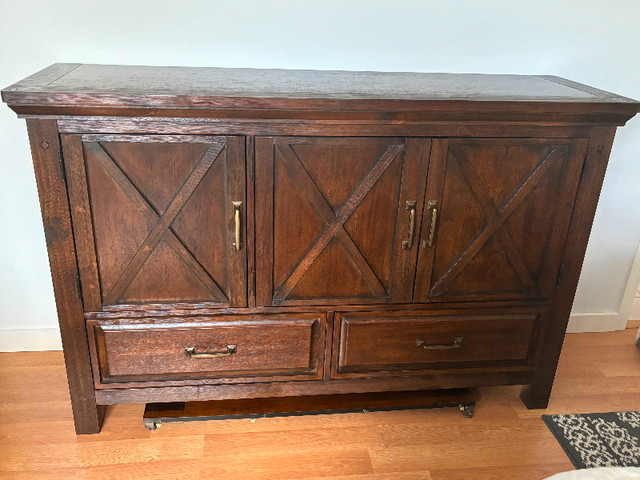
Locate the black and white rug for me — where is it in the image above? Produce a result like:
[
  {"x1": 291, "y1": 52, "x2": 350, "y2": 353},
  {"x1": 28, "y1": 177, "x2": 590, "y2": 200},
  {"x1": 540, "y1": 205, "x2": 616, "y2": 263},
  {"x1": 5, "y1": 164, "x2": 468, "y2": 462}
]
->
[{"x1": 543, "y1": 411, "x2": 640, "y2": 468}]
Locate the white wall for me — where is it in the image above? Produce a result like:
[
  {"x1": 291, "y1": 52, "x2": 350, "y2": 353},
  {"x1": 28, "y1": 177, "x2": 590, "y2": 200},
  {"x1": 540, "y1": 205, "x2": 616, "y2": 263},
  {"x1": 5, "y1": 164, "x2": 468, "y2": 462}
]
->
[{"x1": 1, "y1": 0, "x2": 639, "y2": 350}]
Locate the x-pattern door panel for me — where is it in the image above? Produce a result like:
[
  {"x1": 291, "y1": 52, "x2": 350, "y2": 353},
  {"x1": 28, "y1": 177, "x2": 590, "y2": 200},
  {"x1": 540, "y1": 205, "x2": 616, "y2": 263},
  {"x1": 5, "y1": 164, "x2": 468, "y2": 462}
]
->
[
  {"x1": 62, "y1": 134, "x2": 247, "y2": 309},
  {"x1": 414, "y1": 138, "x2": 588, "y2": 302},
  {"x1": 255, "y1": 137, "x2": 430, "y2": 306}
]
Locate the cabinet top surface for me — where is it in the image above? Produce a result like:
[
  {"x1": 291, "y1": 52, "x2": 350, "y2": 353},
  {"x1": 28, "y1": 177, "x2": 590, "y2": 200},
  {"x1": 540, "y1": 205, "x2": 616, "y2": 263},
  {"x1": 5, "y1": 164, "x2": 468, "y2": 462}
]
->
[
  {"x1": 2, "y1": 64, "x2": 638, "y2": 122},
  {"x1": 4, "y1": 63, "x2": 638, "y2": 101}
]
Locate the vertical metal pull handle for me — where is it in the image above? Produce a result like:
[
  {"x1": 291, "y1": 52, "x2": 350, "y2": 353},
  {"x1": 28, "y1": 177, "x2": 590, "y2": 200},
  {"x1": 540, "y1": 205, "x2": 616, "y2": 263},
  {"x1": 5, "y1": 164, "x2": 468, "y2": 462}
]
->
[
  {"x1": 424, "y1": 200, "x2": 438, "y2": 248},
  {"x1": 402, "y1": 201, "x2": 417, "y2": 250},
  {"x1": 232, "y1": 201, "x2": 242, "y2": 251}
]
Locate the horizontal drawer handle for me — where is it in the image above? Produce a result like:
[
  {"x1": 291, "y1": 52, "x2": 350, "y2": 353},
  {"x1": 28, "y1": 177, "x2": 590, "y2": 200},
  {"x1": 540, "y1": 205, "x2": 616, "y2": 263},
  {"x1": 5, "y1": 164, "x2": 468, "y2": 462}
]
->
[
  {"x1": 185, "y1": 345, "x2": 237, "y2": 358},
  {"x1": 416, "y1": 337, "x2": 463, "y2": 350}
]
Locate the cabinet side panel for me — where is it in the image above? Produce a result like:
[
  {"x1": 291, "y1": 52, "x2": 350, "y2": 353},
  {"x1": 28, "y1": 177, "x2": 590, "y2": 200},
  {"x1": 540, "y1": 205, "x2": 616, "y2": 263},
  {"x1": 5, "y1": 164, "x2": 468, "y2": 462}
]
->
[
  {"x1": 520, "y1": 127, "x2": 617, "y2": 408},
  {"x1": 25, "y1": 119, "x2": 104, "y2": 434}
]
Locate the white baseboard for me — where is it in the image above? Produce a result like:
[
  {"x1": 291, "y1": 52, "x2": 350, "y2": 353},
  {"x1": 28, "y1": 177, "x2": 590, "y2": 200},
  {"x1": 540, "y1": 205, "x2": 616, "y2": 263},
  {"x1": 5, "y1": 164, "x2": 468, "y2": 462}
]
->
[
  {"x1": 0, "y1": 328, "x2": 62, "y2": 352},
  {"x1": 566, "y1": 312, "x2": 626, "y2": 333},
  {"x1": 629, "y1": 296, "x2": 640, "y2": 321}
]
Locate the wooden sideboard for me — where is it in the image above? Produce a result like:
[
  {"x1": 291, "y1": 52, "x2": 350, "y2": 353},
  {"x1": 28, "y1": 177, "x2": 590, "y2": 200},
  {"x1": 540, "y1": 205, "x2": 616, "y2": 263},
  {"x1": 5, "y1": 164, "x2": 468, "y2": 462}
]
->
[{"x1": 3, "y1": 64, "x2": 638, "y2": 434}]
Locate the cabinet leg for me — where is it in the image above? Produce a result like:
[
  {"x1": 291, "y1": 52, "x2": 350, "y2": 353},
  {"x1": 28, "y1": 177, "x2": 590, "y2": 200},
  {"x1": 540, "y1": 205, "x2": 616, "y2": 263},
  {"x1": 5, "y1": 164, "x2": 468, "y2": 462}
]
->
[
  {"x1": 26, "y1": 119, "x2": 107, "y2": 435},
  {"x1": 520, "y1": 382, "x2": 553, "y2": 410},
  {"x1": 72, "y1": 403, "x2": 106, "y2": 435}
]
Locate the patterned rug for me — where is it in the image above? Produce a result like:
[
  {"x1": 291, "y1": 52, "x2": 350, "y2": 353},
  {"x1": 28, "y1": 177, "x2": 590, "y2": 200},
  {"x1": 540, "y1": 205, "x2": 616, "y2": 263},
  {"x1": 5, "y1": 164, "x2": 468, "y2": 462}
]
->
[{"x1": 543, "y1": 412, "x2": 640, "y2": 468}]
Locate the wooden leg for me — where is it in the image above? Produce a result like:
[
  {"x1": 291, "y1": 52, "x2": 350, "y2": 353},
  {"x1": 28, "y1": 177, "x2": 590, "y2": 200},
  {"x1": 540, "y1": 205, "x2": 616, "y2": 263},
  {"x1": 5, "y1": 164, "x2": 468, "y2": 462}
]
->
[
  {"x1": 26, "y1": 119, "x2": 104, "y2": 435},
  {"x1": 71, "y1": 402, "x2": 106, "y2": 435},
  {"x1": 519, "y1": 314, "x2": 564, "y2": 410},
  {"x1": 520, "y1": 383, "x2": 552, "y2": 410},
  {"x1": 65, "y1": 357, "x2": 106, "y2": 434}
]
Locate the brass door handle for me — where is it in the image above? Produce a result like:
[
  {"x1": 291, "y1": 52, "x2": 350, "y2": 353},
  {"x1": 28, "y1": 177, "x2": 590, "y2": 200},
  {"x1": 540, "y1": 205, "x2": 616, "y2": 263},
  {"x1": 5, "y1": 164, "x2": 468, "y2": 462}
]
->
[
  {"x1": 232, "y1": 201, "x2": 242, "y2": 251},
  {"x1": 402, "y1": 201, "x2": 417, "y2": 250},
  {"x1": 423, "y1": 200, "x2": 438, "y2": 248},
  {"x1": 185, "y1": 345, "x2": 237, "y2": 358},
  {"x1": 416, "y1": 337, "x2": 463, "y2": 350}
]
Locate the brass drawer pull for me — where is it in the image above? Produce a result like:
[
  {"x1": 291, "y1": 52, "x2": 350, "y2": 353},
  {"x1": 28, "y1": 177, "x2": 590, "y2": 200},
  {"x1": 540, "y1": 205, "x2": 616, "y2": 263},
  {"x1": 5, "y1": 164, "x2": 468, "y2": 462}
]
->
[
  {"x1": 416, "y1": 337, "x2": 463, "y2": 350},
  {"x1": 232, "y1": 201, "x2": 242, "y2": 251},
  {"x1": 402, "y1": 200, "x2": 417, "y2": 249},
  {"x1": 185, "y1": 345, "x2": 237, "y2": 358},
  {"x1": 423, "y1": 200, "x2": 438, "y2": 248}
]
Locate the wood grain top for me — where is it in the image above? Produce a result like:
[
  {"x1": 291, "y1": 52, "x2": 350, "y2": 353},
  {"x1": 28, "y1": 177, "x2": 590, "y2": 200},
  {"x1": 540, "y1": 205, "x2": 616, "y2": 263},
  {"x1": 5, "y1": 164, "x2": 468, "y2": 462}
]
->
[{"x1": 2, "y1": 63, "x2": 638, "y2": 122}]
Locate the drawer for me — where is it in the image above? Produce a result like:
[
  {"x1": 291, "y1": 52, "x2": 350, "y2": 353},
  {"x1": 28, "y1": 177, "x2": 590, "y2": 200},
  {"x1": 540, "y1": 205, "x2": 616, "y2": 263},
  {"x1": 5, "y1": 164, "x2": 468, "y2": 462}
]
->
[
  {"x1": 88, "y1": 314, "x2": 325, "y2": 385},
  {"x1": 333, "y1": 310, "x2": 539, "y2": 376}
]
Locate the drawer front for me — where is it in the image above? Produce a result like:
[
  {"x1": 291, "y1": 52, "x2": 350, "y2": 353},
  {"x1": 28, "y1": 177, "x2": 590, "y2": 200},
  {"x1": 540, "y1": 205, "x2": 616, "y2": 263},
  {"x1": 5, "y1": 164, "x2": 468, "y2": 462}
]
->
[
  {"x1": 88, "y1": 314, "x2": 325, "y2": 385},
  {"x1": 334, "y1": 310, "x2": 539, "y2": 376}
]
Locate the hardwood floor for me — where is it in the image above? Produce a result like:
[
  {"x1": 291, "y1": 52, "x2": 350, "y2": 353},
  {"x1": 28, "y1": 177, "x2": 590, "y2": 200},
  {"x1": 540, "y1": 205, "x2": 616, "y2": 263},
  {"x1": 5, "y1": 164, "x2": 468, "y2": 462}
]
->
[{"x1": 1, "y1": 323, "x2": 639, "y2": 480}]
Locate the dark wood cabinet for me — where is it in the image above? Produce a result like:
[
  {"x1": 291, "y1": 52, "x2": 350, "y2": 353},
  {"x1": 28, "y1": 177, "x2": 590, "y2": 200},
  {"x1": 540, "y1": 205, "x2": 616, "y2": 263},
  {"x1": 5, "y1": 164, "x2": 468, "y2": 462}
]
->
[{"x1": 3, "y1": 64, "x2": 638, "y2": 434}]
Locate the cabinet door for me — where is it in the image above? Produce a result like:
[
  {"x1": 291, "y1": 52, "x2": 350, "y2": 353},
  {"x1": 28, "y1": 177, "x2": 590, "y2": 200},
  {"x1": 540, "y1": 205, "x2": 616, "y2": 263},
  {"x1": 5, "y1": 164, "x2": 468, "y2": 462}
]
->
[
  {"x1": 255, "y1": 137, "x2": 430, "y2": 306},
  {"x1": 63, "y1": 135, "x2": 247, "y2": 309},
  {"x1": 414, "y1": 138, "x2": 588, "y2": 302}
]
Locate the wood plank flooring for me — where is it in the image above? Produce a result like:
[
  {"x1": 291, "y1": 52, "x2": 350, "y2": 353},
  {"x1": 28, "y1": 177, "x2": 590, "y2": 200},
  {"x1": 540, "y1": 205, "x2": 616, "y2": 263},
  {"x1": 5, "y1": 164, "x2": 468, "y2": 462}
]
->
[{"x1": 1, "y1": 323, "x2": 639, "y2": 479}]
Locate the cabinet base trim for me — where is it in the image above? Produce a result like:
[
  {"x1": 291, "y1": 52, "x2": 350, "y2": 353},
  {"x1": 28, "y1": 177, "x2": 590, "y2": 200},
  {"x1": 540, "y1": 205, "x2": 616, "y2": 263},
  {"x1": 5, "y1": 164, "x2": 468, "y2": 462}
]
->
[{"x1": 95, "y1": 370, "x2": 532, "y2": 405}]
